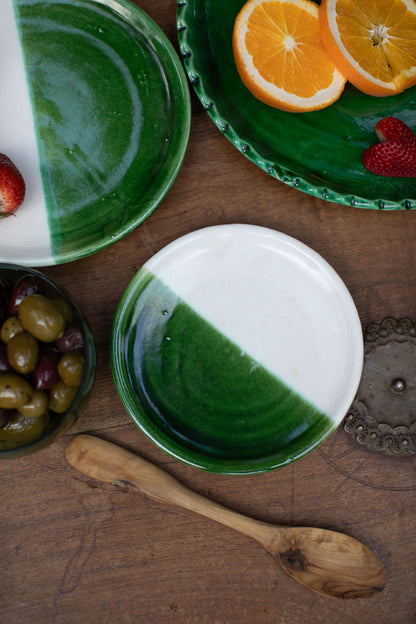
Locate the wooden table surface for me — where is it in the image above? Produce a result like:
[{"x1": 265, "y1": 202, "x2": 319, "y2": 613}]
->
[{"x1": 2, "y1": 2, "x2": 416, "y2": 623}]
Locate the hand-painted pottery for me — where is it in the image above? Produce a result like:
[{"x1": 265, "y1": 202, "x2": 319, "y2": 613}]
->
[
  {"x1": 0, "y1": 0, "x2": 190, "y2": 265},
  {"x1": 111, "y1": 224, "x2": 363, "y2": 474},
  {"x1": 177, "y1": 0, "x2": 416, "y2": 210}
]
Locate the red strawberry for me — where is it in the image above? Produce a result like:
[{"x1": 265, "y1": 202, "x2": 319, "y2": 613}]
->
[
  {"x1": 362, "y1": 117, "x2": 416, "y2": 177},
  {"x1": 0, "y1": 154, "x2": 26, "y2": 215},
  {"x1": 375, "y1": 116, "x2": 416, "y2": 147},
  {"x1": 363, "y1": 139, "x2": 416, "y2": 177}
]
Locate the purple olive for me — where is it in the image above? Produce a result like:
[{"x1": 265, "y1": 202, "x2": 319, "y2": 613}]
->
[
  {"x1": 55, "y1": 325, "x2": 84, "y2": 353},
  {"x1": 32, "y1": 345, "x2": 60, "y2": 390},
  {"x1": 9, "y1": 275, "x2": 45, "y2": 315}
]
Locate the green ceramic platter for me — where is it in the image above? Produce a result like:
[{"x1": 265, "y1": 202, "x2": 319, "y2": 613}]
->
[
  {"x1": 0, "y1": 0, "x2": 190, "y2": 266},
  {"x1": 177, "y1": 0, "x2": 416, "y2": 210}
]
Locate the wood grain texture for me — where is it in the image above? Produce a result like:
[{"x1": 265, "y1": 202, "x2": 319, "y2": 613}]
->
[{"x1": 1, "y1": 1, "x2": 416, "y2": 622}]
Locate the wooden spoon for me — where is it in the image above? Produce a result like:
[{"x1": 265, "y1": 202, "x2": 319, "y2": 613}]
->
[{"x1": 65, "y1": 434, "x2": 386, "y2": 599}]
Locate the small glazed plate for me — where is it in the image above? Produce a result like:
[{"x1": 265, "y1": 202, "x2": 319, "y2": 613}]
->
[
  {"x1": 0, "y1": 0, "x2": 190, "y2": 265},
  {"x1": 177, "y1": 0, "x2": 416, "y2": 210},
  {"x1": 111, "y1": 224, "x2": 363, "y2": 474}
]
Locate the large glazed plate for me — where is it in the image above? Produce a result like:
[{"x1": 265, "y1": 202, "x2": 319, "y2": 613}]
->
[
  {"x1": 111, "y1": 224, "x2": 363, "y2": 474},
  {"x1": 177, "y1": 0, "x2": 416, "y2": 210},
  {"x1": 0, "y1": 0, "x2": 190, "y2": 265}
]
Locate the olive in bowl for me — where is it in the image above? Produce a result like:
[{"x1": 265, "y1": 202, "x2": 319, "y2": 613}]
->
[{"x1": 0, "y1": 264, "x2": 96, "y2": 458}]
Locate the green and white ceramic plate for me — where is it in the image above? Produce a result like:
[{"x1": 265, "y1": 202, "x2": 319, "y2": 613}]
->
[
  {"x1": 0, "y1": 0, "x2": 190, "y2": 265},
  {"x1": 111, "y1": 224, "x2": 363, "y2": 474},
  {"x1": 177, "y1": 0, "x2": 416, "y2": 210}
]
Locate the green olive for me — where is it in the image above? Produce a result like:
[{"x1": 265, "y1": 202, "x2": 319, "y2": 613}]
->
[
  {"x1": 49, "y1": 380, "x2": 77, "y2": 413},
  {"x1": 52, "y1": 298, "x2": 73, "y2": 325},
  {"x1": 18, "y1": 389, "x2": 48, "y2": 418},
  {"x1": 1, "y1": 316, "x2": 24, "y2": 344},
  {"x1": 19, "y1": 294, "x2": 65, "y2": 343},
  {"x1": 0, "y1": 411, "x2": 49, "y2": 445},
  {"x1": 0, "y1": 373, "x2": 32, "y2": 408},
  {"x1": 58, "y1": 352, "x2": 84, "y2": 387},
  {"x1": 7, "y1": 331, "x2": 39, "y2": 374}
]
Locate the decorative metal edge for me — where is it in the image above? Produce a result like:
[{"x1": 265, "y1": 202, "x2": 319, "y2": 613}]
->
[
  {"x1": 344, "y1": 317, "x2": 416, "y2": 456},
  {"x1": 364, "y1": 317, "x2": 416, "y2": 351},
  {"x1": 344, "y1": 402, "x2": 416, "y2": 456}
]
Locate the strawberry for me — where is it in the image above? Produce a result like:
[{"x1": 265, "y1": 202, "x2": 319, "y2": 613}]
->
[
  {"x1": 362, "y1": 117, "x2": 416, "y2": 178},
  {"x1": 363, "y1": 139, "x2": 416, "y2": 177},
  {"x1": 375, "y1": 116, "x2": 416, "y2": 147},
  {"x1": 0, "y1": 154, "x2": 26, "y2": 215}
]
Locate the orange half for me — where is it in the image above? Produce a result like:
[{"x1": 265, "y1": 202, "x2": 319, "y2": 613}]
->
[
  {"x1": 232, "y1": 0, "x2": 346, "y2": 112},
  {"x1": 320, "y1": 0, "x2": 416, "y2": 96}
]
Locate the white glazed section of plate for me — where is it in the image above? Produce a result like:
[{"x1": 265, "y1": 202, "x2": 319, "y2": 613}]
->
[
  {"x1": 145, "y1": 224, "x2": 364, "y2": 423},
  {"x1": 0, "y1": 0, "x2": 52, "y2": 263}
]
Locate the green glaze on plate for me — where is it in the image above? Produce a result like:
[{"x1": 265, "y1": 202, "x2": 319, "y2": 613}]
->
[
  {"x1": 177, "y1": 0, "x2": 416, "y2": 210},
  {"x1": 4, "y1": 0, "x2": 190, "y2": 265},
  {"x1": 116, "y1": 271, "x2": 332, "y2": 472}
]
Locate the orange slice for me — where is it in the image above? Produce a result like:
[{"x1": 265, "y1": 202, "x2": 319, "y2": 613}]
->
[
  {"x1": 320, "y1": 0, "x2": 416, "y2": 97},
  {"x1": 232, "y1": 0, "x2": 346, "y2": 112}
]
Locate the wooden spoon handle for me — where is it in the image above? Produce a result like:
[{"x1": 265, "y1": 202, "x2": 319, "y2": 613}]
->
[{"x1": 66, "y1": 435, "x2": 281, "y2": 549}]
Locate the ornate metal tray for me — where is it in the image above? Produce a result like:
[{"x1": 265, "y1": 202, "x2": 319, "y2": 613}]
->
[{"x1": 345, "y1": 318, "x2": 416, "y2": 455}]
